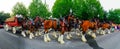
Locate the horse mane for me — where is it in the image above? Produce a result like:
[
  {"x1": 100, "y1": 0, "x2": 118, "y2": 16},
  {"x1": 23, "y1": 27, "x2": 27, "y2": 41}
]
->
[{"x1": 64, "y1": 15, "x2": 68, "y2": 20}]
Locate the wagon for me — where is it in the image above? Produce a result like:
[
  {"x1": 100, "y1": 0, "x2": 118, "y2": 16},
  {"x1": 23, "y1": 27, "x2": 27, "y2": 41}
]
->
[{"x1": 4, "y1": 15, "x2": 23, "y2": 33}]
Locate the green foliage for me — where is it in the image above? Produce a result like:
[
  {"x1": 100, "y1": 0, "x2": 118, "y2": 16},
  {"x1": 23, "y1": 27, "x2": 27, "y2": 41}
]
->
[
  {"x1": 108, "y1": 9, "x2": 120, "y2": 24},
  {"x1": 52, "y1": 0, "x2": 104, "y2": 19},
  {"x1": 12, "y1": 2, "x2": 28, "y2": 17},
  {"x1": 29, "y1": 0, "x2": 51, "y2": 19},
  {"x1": 81, "y1": 0, "x2": 104, "y2": 20},
  {"x1": 72, "y1": 0, "x2": 83, "y2": 19},
  {"x1": 0, "y1": 12, "x2": 10, "y2": 24},
  {"x1": 52, "y1": 0, "x2": 72, "y2": 18}
]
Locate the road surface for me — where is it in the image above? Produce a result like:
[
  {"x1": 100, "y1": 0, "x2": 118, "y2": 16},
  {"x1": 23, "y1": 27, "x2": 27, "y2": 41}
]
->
[{"x1": 0, "y1": 29, "x2": 120, "y2": 49}]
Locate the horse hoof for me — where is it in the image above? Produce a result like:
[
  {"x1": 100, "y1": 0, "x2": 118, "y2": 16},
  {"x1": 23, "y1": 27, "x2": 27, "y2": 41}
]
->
[
  {"x1": 92, "y1": 35, "x2": 96, "y2": 39},
  {"x1": 53, "y1": 34, "x2": 57, "y2": 38},
  {"x1": 29, "y1": 35, "x2": 33, "y2": 39},
  {"x1": 91, "y1": 33, "x2": 96, "y2": 38},
  {"x1": 60, "y1": 41, "x2": 65, "y2": 44},
  {"x1": 108, "y1": 31, "x2": 111, "y2": 34},
  {"x1": 82, "y1": 39, "x2": 87, "y2": 42},
  {"x1": 44, "y1": 40, "x2": 48, "y2": 42},
  {"x1": 29, "y1": 37, "x2": 33, "y2": 39},
  {"x1": 47, "y1": 40, "x2": 51, "y2": 42},
  {"x1": 46, "y1": 34, "x2": 51, "y2": 42},
  {"x1": 44, "y1": 39, "x2": 50, "y2": 42},
  {"x1": 69, "y1": 34, "x2": 72, "y2": 38},
  {"x1": 66, "y1": 36, "x2": 70, "y2": 39},
  {"x1": 44, "y1": 38, "x2": 48, "y2": 42},
  {"x1": 39, "y1": 33, "x2": 41, "y2": 36},
  {"x1": 47, "y1": 38, "x2": 51, "y2": 42},
  {"x1": 54, "y1": 36, "x2": 57, "y2": 38},
  {"x1": 76, "y1": 33, "x2": 80, "y2": 36},
  {"x1": 35, "y1": 33, "x2": 38, "y2": 36},
  {"x1": 82, "y1": 40, "x2": 87, "y2": 43},
  {"x1": 58, "y1": 36, "x2": 61, "y2": 42}
]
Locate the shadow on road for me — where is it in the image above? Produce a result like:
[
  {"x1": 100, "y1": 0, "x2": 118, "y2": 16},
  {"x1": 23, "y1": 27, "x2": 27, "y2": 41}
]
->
[{"x1": 85, "y1": 34, "x2": 104, "y2": 49}]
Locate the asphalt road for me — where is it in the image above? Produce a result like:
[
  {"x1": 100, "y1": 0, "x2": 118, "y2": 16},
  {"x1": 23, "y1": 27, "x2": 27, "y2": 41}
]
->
[{"x1": 0, "y1": 29, "x2": 120, "y2": 49}]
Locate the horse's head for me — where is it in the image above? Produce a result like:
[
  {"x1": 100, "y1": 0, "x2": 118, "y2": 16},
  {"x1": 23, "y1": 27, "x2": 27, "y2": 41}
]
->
[
  {"x1": 40, "y1": 18, "x2": 45, "y2": 23},
  {"x1": 68, "y1": 14, "x2": 74, "y2": 20},
  {"x1": 64, "y1": 14, "x2": 74, "y2": 24},
  {"x1": 34, "y1": 16, "x2": 40, "y2": 22}
]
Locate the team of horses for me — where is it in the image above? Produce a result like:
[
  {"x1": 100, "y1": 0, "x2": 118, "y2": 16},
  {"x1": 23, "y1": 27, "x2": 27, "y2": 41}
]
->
[{"x1": 9, "y1": 14, "x2": 115, "y2": 44}]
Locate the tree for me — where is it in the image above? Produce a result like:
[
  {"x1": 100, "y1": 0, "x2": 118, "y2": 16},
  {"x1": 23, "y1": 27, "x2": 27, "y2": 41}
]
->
[
  {"x1": 12, "y1": 2, "x2": 28, "y2": 17},
  {"x1": 52, "y1": 0, "x2": 104, "y2": 20},
  {"x1": 108, "y1": 9, "x2": 120, "y2": 24},
  {"x1": 81, "y1": 0, "x2": 104, "y2": 20},
  {"x1": 72, "y1": 0, "x2": 83, "y2": 19},
  {"x1": 0, "y1": 12, "x2": 10, "y2": 24},
  {"x1": 52, "y1": 0, "x2": 72, "y2": 18},
  {"x1": 29, "y1": 0, "x2": 51, "y2": 19}
]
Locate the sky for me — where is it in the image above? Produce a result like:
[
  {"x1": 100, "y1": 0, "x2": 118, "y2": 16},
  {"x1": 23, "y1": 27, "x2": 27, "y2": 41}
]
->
[{"x1": 0, "y1": 0, "x2": 120, "y2": 13}]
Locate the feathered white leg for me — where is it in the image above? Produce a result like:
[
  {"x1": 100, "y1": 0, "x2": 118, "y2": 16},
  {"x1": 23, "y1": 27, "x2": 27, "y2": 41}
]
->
[
  {"x1": 81, "y1": 34, "x2": 87, "y2": 42},
  {"x1": 66, "y1": 33, "x2": 70, "y2": 39},
  {"x1": 21, "y1": 31, "x2": 26, "y2": 37},
  {"x1": 38, "y1": 31, "x2": 41, "y2": 36},
  {"x1": 29, "y1": 33, "x2": 34, "y2": 39},
  {"x1": 69, "y1": 33, "x2": 72, "y2": 38},
  {"x1": 44, "y1": 34, "x2": 47, "y2": 42},
  {"x1": 96, "y1": 30, "x2": 100, "y2": 34},
  {"x1": 46, "y1": 33, "x2": 51, "y2": 42},
  {"x1": 76, "y1": 28, "x2": 80, "y2": 36},
  {"x1": 52, "y1": 31, "x2": 57, "y2": 38},
  {"x1": 5, "y1": 25, "x2": 9, "y2": 31},
  {"x1": 58, "y1": 34, "x2": 61, "y2": 42},
  {"x1": 107, "y1": 29, "x2": 111, "y2": 34},
  {"x1": 12, "y1": 27, "x2": 16, "y2": 34},
  {"x1": 101, "y1": 30, "x2": 106, "y2": 35},
  {"x1": 87, "y1": 30, "x2": 92, "y2": 35},
  {"x1": 91, "y1": 33, "x2": 96, "y2": 39},
  {"x1": 60, "y1": 35, "x2": 65, "y2": 44},
  {"x1": 35, "y1": 31, "x2": 38, "y2": 36}
]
